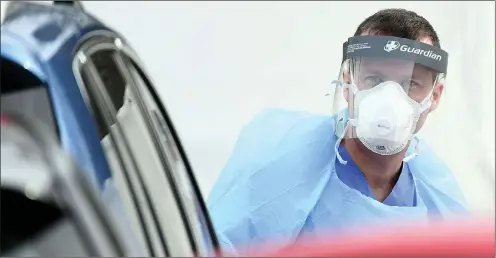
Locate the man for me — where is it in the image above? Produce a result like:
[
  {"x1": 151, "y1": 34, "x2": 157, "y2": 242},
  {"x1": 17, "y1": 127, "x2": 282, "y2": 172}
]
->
[{"x1": 207, "y1": 8, "x2": 468, "y2": 255}]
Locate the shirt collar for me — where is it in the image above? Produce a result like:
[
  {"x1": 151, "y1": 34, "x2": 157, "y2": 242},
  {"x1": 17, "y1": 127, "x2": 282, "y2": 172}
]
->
[{"x1": 335, "y1": 145, "x2": 416, "y2": 207}]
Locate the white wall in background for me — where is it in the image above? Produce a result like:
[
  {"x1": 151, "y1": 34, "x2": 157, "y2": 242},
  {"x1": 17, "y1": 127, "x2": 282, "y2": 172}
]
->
[{"x1": 2, "y1": 1, "x2": 494, "y2": 213}]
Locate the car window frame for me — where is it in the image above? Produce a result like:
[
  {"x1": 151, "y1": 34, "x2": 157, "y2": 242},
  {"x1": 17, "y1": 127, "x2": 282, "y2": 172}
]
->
[
  {"x1": 72, "y1": 33, "x2": 163, "y2": 256},
  {"x1": 72, "y1": 30, "x2": 220, "y2": 256}
]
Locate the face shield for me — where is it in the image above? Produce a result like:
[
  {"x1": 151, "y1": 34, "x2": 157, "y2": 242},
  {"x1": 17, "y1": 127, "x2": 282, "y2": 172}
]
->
[{"x1": 331, "y1": 36, "x2": 448, "y2": 157}]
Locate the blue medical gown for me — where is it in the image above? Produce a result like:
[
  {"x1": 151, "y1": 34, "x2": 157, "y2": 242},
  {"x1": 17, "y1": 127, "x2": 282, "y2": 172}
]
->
[{"x1": 207, "y1": 108, "x2": 468, "y2": 255}]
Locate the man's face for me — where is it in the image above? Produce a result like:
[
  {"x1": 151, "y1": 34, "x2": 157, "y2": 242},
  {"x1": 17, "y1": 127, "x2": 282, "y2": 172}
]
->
[{"x1": 343, "y1": 34, "x2": 445, "y2": 133}]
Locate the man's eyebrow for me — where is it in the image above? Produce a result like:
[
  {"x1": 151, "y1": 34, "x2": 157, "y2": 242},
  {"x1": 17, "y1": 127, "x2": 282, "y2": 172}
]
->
[
  {"x1": 410, "y1": 76, "x2": 432, "y2": 87},
  {"x1": 362, "y1": 68, "x2": 427, "y2": 83}
]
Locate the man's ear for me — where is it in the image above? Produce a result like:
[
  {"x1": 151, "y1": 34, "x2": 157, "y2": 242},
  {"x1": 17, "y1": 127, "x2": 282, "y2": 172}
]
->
[
  {"x1": 429, "y1": 82, "x2": 444, "y2": 112},
  {"x1": 342, "y1": 71, "x2": 351, "y2": 84}
]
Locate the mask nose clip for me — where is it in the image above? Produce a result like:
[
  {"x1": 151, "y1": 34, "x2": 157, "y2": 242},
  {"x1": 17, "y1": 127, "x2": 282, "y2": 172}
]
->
[{"x1": 403, "y1": 136, "x2": 420, "y2": 162}]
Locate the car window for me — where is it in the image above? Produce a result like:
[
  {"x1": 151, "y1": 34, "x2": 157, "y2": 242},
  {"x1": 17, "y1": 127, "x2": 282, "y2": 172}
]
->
[
  {"x1": 0, "y1": 58, "x2": 59, "y2": 139},
  {"x1": 0, "y1": 112, "x2": 126, "y2": 257}
]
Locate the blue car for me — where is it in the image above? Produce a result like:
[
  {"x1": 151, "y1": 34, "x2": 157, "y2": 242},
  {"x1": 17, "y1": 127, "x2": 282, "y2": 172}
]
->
[{"x1": 1, "y1": 1, "x2": 219, "y2": 256}]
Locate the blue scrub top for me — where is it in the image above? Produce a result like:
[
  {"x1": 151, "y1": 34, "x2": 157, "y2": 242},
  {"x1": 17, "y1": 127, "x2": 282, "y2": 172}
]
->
[{"x1": 335, "y1": 145, "x2": 416, "y2": 207}]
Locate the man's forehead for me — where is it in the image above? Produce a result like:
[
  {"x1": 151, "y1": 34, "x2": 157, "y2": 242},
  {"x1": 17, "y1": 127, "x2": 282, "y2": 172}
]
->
[
  {"x1": 360, "y1": 58, "x2": 416, "y2": 72},
  {"x1": 358, "y1": 58, "x2": 434, "y2": 81},
  {"x1": 360, "y1": 31, "x2": 434, "y2": 46}
]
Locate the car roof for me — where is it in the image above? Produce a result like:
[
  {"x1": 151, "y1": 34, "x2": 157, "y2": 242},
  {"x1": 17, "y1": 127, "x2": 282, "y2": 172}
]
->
[{"x1": 1, "y1": 1, "x2": 108, "y2": 82}]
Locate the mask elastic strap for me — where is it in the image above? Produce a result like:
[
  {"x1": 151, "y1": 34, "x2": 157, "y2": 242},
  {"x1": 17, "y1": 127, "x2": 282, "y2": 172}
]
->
[
  {"x1": 418, "y1": 98, "x2": 432, "y2": 115},
  {"x1": 403, "y1": 136, "x2": 420, "y2": 162},
  {"x1": 417, "y1": 84, "x2": 438, "y2": 114},
  {"x1": 335, "y1": 119, "x2": 352, "y2": 165},
  {"x1": 331, "y1": 80, "x2": 356, "y2": 165},
  {"x1": 405, "y1": 87, "x2": 435, "y2": 162},
  {"x1": 406, "y1": 102, "x2": 427, "y2": 162},
  {"x1": 331, "y1": 80, "x2": 358, "y2": 94}
]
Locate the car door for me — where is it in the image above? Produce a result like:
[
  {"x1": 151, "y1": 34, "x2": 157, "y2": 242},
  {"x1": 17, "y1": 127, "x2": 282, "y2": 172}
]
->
[
  {"x1": 72, "y1": 31, "x2": 220, "y2": 257},
  {"x1": 0, "y1": 111, "x2": 128, "y2": 257}
]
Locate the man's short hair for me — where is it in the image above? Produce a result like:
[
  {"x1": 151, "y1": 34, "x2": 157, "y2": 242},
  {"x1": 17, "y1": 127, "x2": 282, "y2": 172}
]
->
[{"x1": 354, "y1": 8, "x2": 441, "y2": 48}]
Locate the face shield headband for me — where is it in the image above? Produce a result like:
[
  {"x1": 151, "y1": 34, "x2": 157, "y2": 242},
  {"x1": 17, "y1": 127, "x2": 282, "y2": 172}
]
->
[{"x1": 341, "y1": 35, "x2": 448, "y2": 74}]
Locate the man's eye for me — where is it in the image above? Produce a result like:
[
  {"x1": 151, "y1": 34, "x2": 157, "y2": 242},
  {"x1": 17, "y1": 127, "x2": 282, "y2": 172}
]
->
[
  {"x1": 403, "y1": 80, "x2": 422, "y2": 89},
  {"x1": 364, "y1": 76, "x2": 383, "y2": 86}
]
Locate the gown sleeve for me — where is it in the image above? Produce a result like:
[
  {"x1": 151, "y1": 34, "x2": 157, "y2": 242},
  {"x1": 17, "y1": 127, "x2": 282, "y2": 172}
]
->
[{"x1": 207, "y1": 108, "x2": 336, "y2": 255}]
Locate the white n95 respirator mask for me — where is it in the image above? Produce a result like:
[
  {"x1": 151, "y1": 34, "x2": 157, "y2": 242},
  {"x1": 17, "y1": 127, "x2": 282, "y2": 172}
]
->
[{"x1": 349, "y1": 81, "x2": 432, "y2": 156}]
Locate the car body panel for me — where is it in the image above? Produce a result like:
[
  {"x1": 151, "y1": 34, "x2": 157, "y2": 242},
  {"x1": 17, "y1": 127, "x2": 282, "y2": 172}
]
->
[
  {"x1": 2, "y1": 2, "x2": 113, "y2": 188},
  {"x1": 252, "y1": 217, "x2": 495, "y2": 257}
]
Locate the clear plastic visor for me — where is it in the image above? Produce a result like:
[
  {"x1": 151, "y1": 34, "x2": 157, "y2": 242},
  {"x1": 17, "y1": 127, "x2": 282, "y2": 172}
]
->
[{"x1": 331, "y1": 57, "x2": 445, "y2": 141}]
